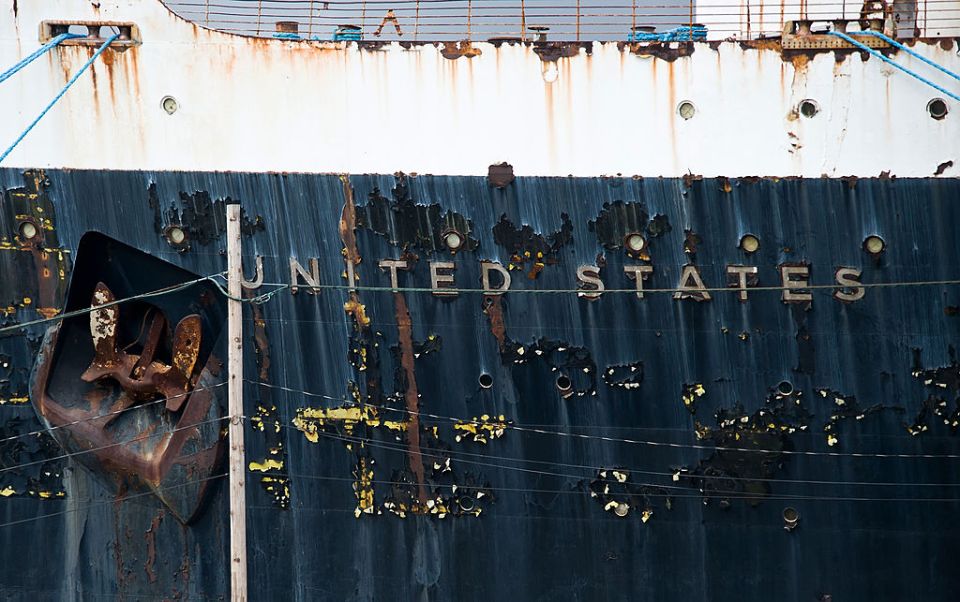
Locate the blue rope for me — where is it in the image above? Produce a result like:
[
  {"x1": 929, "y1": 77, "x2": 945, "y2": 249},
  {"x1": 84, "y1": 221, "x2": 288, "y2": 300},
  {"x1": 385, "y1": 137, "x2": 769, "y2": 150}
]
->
[
  {"x1": 827, "y1": 31, "x2": 960, "y2": 102},
  {"x1": 0, "y1": 34, "x2": 119, "y2": 165},
  {"x1": 857, "y1": 30, "x2": 960, "y2": 84},
  {"x1": 0, "y1": 32, "x2": 84, "y2": 85}
]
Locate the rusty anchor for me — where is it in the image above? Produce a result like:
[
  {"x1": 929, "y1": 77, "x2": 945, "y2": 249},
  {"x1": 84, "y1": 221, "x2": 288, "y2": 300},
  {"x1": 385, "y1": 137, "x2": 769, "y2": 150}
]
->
[{"x1": 81, "y1": 282, "x2": 201, "y2": 413}]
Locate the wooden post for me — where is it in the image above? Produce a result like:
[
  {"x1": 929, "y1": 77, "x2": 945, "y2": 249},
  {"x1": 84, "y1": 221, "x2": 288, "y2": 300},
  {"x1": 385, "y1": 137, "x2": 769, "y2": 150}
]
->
[{"x1": 226, "y1": 201, "x2": 247, "y2": 602}]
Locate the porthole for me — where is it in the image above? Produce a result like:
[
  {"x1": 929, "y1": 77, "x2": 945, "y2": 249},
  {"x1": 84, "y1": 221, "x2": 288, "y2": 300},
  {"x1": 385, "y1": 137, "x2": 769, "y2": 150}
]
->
[
  {"x1": 798, "y1": 99, "x2": 819, "y2": 118},
  {"x1": 739, "y1": 234, "x2": 760, "y2": 254},
  {"x1": 556, "y1": 374, "x2": 573, "y2": 394},
  {"x1": 17, "y1": 220, "x2": 39, "y2": 242},
  {"x1": 863, "y1": 235, "x2": 885, "y2": 255},
  {"x1": 927, "y1": 98, "x2": 948, "y2": 120},
  {"x1": 442, "y1": 229, "x2": 464, "y2": 252},
  {"x1": 677, "y1": 100, "x2": 696, "y2": 120},
  {"x1": 478, "y1": 373, "x2": 493, "y2": 389},
  {"x1": 777, "y1": 380, "x2": 794, "y2": 396},
  {"x1": 161, "y1": 96, "x2": 179, "y2": 115}
]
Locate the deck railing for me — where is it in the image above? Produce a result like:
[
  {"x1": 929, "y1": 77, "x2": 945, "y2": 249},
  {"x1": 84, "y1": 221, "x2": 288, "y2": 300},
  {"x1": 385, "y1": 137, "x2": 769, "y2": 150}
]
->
[{"x1": 163, "y1": 0, "x2": 960, "y2": 41}]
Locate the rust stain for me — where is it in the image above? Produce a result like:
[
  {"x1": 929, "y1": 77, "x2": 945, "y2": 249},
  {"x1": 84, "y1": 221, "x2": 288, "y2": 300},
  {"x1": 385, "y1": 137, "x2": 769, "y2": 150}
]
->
[
  {"x1": 144, "y1": 509, "x2": 164, "y2": 583},
  {"x1": 483, "y1": 295, "x2": 507, "y2": 352},
  {"x1": 394, "y1": 293, "x2": 428, "y2": 505},
  {"x1": 338, "y1": 175, "x2": 360, "y2": 266}
]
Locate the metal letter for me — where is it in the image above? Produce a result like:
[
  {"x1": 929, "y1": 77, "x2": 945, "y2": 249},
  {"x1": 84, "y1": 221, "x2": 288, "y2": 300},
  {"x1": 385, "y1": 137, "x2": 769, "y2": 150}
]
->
[
  {"x1": 834, "y1": 267, "x2": 865, "y2": 302},
  {"x1": 481, "y1": 261, "x2": 512, "y2": 295},
  {"x1": 577, "y1": 265, "x2": 604, "y2": 300},
  {"x1": 726, "y1": 265, "x2": 758, "y2": 302},
  {"x1": 289, "y1": 257, "x2": 321, "y2": 295},
  {"x1": 379, "y1": 259, "x2": 410, "y2": 291},
  {"x1": 430, "y1": 261, "x2": 458, "y2": 297},
  {"x1": 241, "y1": 255, "x2": 264, "y2": 290},
  {"x1": 623, "y1": 265, "x2": 654, "y2": 299},
  {"x1": 780, "y1": 265, "x2": 812, "y2": 303},
  {"x1": 674, "y1": 265, "x2": 712, "y2": 301}
]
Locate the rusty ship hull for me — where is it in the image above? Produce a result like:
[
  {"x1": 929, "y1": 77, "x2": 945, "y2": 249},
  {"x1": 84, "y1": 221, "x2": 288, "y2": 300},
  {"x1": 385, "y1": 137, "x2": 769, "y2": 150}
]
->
[
  {"x1": 2, "y1": 0, "x2": 960, "y2": 600},
  {"x1": 2, "y1": 169, "x2": 960, "y2": 600}
]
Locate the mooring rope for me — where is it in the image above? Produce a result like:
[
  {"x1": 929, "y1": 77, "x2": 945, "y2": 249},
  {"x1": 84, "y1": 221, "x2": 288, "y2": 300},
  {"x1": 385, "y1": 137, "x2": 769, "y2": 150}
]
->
[
  {"x1": 0, "y1": 33, "x2": 119, "y2": 165},
  {"x1": 827, "y1": 31, "x2": 960, "y2": 102},
  {"x1": 0, "y1": 32, "x2": 84, "y2": 85}
]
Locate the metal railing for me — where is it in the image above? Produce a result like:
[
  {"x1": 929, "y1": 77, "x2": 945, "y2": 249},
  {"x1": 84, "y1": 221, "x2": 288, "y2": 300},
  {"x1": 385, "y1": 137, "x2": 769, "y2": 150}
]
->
[{"x1": 162, "y1": 0, "x2": 960, "y2": 41}]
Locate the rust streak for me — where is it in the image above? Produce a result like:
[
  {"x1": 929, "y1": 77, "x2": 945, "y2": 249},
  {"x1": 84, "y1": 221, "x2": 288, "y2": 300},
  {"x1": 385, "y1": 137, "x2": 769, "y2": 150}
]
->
[
  {"x1": 394, "y1": 293, "x2": 428, "y2": 505},
  {"x1": 483, "y1": 295, "x2": 507, "y2": 352},
  {"x1": 143, "y1": 509, "x2": 164, "y2": 583}
]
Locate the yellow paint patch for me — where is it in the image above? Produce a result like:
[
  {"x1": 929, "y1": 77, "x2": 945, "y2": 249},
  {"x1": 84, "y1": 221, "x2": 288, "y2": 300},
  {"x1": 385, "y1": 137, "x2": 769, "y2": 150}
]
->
[
  {"x1": 0, "y1": 487, "x2": 16, "y2": 497},
  {"x1": 249, "y1": 458, "x2": 284, "y2": 472}
]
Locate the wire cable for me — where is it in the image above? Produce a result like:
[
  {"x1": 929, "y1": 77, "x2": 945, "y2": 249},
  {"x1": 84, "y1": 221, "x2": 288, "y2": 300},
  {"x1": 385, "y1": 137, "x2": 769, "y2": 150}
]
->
[
  {"x1": 0, "y1": 34, "x2": 120, "y2": 165},
  {"x1": 280, "y1": 428, "x2": 960, "y2": 500},
  {"x1": 253, "y1": 379, "x2": 960, "y2": 461},
  {"x1": 0, "y1": 382, "x2": 227, "y2": 446},
  {"x1": 0, "y1": 473, "x2": 227, "y2": 530},
  {"x1": 0, "y1": 414, "x2": 231, "y2": 476}
]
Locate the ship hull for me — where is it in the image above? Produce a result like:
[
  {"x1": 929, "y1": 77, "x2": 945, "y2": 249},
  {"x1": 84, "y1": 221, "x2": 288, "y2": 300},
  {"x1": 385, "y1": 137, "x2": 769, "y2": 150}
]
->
[{"x1": 1, "y1": 168, "x2": 959, "y2": 600}]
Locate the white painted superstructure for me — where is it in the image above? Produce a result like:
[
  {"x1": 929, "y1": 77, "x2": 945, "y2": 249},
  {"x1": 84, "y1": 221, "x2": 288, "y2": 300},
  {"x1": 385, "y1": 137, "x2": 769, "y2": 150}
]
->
[{"x1": 0, "y1": 0, "x2": 956, "y2": 177}]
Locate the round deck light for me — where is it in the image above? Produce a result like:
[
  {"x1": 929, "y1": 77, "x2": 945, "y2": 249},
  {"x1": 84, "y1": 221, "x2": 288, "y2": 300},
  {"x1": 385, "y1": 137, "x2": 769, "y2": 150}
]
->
[
  {"x1": 863, "y1": 235, "x2": 885, "y2": 255},
  {"x1": 739, "y1": 234, "x2": 760, "y2": 254},
  {"x1": 18, "y1": 220, "x2": 38, "y2": 241}
]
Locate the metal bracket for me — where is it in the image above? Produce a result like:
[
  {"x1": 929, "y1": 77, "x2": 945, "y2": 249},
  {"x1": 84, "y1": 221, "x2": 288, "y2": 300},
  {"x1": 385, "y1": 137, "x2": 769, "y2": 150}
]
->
[{"x1": 39, "y1": 21, "x2": 141, "y2": 47}]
